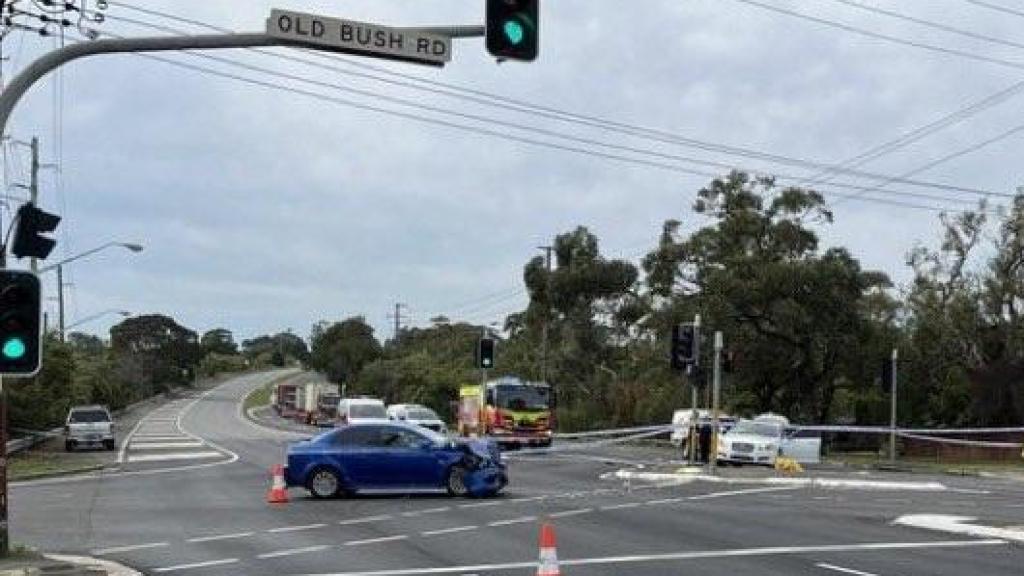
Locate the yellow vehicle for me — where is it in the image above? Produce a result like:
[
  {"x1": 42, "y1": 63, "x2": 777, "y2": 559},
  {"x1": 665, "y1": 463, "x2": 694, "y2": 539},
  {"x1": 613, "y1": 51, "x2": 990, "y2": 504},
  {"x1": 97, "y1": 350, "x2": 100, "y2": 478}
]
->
[{"x1": 458, "y1": 377, "x2": 553, "y2": 447}]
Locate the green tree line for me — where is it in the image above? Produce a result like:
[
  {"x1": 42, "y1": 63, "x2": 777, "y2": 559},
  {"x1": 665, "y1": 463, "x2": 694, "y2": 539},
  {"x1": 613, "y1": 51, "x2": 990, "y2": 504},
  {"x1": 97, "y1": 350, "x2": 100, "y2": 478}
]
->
[
  {"x1": 6, "y1": 315, "x2": 308, "y2": 432},
  {"x1": 307, "y1": 171, "x2": 1024, "y2": 431}
]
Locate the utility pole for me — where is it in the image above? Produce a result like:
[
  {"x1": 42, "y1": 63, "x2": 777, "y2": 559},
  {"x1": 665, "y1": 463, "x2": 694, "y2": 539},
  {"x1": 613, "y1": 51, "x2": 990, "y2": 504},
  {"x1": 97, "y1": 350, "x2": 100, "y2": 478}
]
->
[
  {"x1": 390, "y1": 302, "x2": 408, "y2": 343},
  {"x1": 687, "y1": 314, "x2": 701, "y2": 466},
  {"x1": 28, "y1": 136, "x2": 38, "y2": 273},
  {"x1": 57, "y1": 264, "x2": 65, "y2": 341},
  {"x1": 537, "y1": 245, "x2": 552, "y2": 384},
  {"x1": 889, "y1": 347, "x2": 898, "y2": 464},
  {"x1": 709, "y1": 331, "x2": 723, "y2": 475}
]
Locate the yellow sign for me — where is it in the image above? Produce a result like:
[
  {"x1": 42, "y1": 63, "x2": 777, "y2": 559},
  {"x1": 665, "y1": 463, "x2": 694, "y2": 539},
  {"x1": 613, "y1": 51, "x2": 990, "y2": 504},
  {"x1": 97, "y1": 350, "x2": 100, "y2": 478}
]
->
[{"x1": 460, "y1": 385, "x2": 481, "y2": 398}]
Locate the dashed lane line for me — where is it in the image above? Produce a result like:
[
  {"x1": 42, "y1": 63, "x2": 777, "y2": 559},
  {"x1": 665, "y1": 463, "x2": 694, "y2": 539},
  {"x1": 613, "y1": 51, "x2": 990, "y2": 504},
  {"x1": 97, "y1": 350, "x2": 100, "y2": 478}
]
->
[
  {"x1": 257, "y1": 545, "x2": 331, "y2": 559},
  {"x1": 487, "y1": 516, "x2": 537, "y2": 527},
  {"x1": 338, "y1": 515, "x2": 393, "y2": 525},
  {"x1": 186, "y1": 532, "x2": 254, "y2": 543},
  {"x1": 345, "y1": 535, "x2": 409, "y2": 546},
  {"x1": 548, "y1": 507, "x2": 593, "y2": 519},
  {"x1": 153, "y1": 558, "x2": 239, "y2": 573},
  {"x1": 295, "y1": 539, "x2": 1006, "y2": 576},
  {"x1": 92, "y1": 542, "x2": 168, "y2": 555},
  {"x1": 267, "y1": 523, "x2": 327, "y2": 533},
  {"x1": 458, "y1": 500, "x2": 504, "y2": 509},
  {"x1": 401, "y1": 506, "x2": 450, "y2": 517},
  {"x1": 815, "y1": 563, "x2": 880, "y2": 576},
  {"x1": 599, "y1": 502, "x2": 642, "y2": 511},
  {"x1": 645, "y1": 497, "x2": 683, "y2": 505},
  {"x1": 421, "y1": 525, "x2": 478, "y2": 537}
]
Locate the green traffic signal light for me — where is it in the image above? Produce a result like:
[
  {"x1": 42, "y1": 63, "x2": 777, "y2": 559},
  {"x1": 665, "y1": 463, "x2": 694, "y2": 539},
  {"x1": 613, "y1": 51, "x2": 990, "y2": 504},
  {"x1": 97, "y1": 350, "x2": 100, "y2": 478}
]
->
[
  {"x1": 503, "y1": 20, "x2": 525, "y2": 45},
  {"x1": 2, "y1": 337, "x2": 26, "y2": 360}
]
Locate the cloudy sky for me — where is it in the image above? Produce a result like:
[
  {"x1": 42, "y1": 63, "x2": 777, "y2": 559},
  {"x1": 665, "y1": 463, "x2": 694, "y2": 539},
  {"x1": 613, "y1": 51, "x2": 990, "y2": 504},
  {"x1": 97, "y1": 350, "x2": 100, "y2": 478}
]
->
[{"x1": 1, "y1": 0, "x2": 1021, "y2": 343}]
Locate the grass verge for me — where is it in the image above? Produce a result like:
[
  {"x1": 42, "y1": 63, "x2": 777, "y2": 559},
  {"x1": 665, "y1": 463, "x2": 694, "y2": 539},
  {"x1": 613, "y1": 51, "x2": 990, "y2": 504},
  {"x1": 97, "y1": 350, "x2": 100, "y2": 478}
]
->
[
  {"x1": 9, "y1": 451, "x2": 108, "y2": 482},
  {"x1": 243, "y1": 371, "x2": 298, "y2": 412}
]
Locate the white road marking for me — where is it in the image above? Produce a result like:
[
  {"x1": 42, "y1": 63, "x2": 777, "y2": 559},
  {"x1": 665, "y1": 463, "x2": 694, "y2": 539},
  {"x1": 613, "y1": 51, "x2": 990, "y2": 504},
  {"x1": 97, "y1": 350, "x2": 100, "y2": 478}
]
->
[
  {"x1": 816, "y1": 562, "x2": 880, "y2": 576},
  {"x1": 645, "y1": 497, "x2": 683, "y2": 505},
  {"x1": 299, "y1": 539, "x2": 1005, "y2": 576},
  {"x1": 127, "y1": 451, "x2": 223, "y2": 463},
  {"x1": 948, "y1": 488, "x2": 991, "y2": 495},
  {"x1": 458, "y1": 500, "x2": 503, "y2": 509},
  {"x1": 599, "y1": 502, "x2": 642, "y2": 511},
  {"x1": 421, "y1": 525, "x2": 478, "y2": 537},
  {"x1": 548, "y1": 508, "x2": 593, "y2": 518},
  {"x1": 401, "y1": 506, "x2": 451, "y2": 517},
  {"x1": 894, "y1": 514, "x2": 1024, "y2": 543},
  {"x1": 130, "y1": 441, "x2": 205, "y2": 450},
  {"x1": 688, "y1": 486, "x2": 796, "y2": 500},
  {"x1": 129, "y1": 435, "x2": 192, "y2": 441},
  {"x1": 507, "y1": 496, "x2": 547, "y2": 504},
  {"x1": 258, "y1": 545, "x2": 331, "y2": 559},
  {"x1": 117, "y1": 417, "x2": 146, "y2": 464},
  {"x1": 345, "y1": 535, "x2": 409, "y2": 546},
  {"x1": 153, "y1": 558, "x2": 239, "y2": 573},
  {"x1": 186, "y1": 531, "x2": 254, "y2": 543},
  {"x1": 338, "y1": 515, "x2": 392, "y2": 525},
  {"x1": 488, "y1": 516, "x2": 536, "y2": 527},
  {"x1": 267, "y1": 523, "x2": 327, "y2": 533},
  {"x1": 92, "y1": 542, "x2": 168, "y2": 555}
]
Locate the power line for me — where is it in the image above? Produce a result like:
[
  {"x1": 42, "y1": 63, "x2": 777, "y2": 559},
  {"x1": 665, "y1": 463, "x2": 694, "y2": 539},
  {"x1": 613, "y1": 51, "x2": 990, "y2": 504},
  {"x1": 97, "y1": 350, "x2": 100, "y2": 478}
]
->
[
  {"x1": 802, "y1": 78, "x2": 1024, "y2": 187},
  {"x1": 826, "y1": 0, "x2": 1024, "y2": 51},
  {"x1": 101, "y1": 2, "x2": 1003, "y2": 203},
  {"x1": 833, "y1": 121, "x2": 1024, "y2": 207},
  {"x1": 730, "y1": 0, "x2": 1024, "y2": 71},
  {"x1": 964, "y1": 0, "x2": 1024, "y2": 19}
]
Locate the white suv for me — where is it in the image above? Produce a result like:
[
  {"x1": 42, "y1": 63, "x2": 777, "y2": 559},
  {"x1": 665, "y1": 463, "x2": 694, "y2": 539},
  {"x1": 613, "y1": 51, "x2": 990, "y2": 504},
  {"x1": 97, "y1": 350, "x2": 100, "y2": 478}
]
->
[{"x1": 65, "y1": 405, "x2": 115, "y2": 451}]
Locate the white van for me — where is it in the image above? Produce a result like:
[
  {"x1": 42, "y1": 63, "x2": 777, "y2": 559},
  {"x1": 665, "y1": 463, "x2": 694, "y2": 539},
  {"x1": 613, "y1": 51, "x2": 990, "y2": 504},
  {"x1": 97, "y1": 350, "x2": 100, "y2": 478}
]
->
[{"x1": 336, "y1": 397, "x2": 387, "y2": 426}]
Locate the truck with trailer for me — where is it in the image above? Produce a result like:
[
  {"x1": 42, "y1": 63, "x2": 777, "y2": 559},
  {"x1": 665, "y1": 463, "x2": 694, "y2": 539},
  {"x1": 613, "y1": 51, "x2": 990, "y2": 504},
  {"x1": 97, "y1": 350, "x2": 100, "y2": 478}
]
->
[{"x1": 294, "y1": 382, "x2": 341, "y2": 426}]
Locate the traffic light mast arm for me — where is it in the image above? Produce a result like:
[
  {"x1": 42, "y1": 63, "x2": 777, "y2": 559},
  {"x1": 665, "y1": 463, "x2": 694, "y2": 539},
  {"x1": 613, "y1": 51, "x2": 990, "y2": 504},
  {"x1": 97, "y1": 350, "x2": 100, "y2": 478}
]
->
[{"x1": 0, "y1": 25, "x2": 485, "y2": 139}]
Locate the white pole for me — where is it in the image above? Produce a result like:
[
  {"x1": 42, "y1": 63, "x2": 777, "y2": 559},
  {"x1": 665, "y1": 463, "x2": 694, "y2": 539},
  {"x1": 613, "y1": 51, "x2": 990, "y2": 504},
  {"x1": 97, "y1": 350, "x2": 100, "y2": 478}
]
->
[
  {"x1": 889, "y1": 347, "x2": 898, "y2": 464},
  {"x1": 709, "y1": 331, "x2": 722, "y2": 475}
]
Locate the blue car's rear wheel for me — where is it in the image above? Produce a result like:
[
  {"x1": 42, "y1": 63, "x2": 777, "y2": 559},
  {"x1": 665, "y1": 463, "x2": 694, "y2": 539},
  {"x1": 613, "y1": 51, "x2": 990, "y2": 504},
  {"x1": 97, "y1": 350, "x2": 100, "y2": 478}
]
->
[
  {"x1": 308, "y1": 467, "x2": 342, "y2": 499},
  {"x1": 446, "y1": 465, "x2": 468, "y2": 497}
]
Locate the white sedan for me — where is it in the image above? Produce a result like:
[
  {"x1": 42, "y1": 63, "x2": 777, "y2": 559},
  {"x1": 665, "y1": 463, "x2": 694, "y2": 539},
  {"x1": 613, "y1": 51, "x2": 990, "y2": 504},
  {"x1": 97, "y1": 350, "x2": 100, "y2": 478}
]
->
[{"x1": 717, "y1": 417, "x2": 821, "y2": 465}]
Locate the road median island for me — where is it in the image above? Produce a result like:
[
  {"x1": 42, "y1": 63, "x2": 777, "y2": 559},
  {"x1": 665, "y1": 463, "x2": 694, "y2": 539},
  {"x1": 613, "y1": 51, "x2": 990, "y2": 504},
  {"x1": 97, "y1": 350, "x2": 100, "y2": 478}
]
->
[
  {"x1": 603, "y1": 467, "x2": 951, "y2": 491},
  {"x1": 0, "y1": 548, "x2": 140, "y2": 576}
]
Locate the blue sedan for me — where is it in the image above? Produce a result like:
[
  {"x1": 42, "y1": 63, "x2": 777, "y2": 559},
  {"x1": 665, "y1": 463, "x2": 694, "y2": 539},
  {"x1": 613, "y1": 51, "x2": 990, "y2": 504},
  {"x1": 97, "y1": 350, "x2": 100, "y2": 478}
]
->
[{"x1": 284, "y1": 422, "x2": 507, "y2": 498}]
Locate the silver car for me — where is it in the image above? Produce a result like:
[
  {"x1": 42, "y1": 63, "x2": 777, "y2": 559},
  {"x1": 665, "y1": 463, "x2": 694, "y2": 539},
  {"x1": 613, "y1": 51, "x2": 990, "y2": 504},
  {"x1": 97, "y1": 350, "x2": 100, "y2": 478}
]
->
[
  {"x1": 65, "y1": 405, "x2": 116, "y2": 451},
  {"x1": 387, "y1": 403, "x2": 448, "y2": 434}
]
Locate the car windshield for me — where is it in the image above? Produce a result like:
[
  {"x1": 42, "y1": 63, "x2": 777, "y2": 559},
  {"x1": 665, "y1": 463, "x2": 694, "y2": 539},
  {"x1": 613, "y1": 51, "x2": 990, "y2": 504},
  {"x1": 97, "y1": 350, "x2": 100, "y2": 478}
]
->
[
  {"x1": 349, "y1": 404, "x2": 386, "y2": 419},
  {"x1": 407, "y1": 407, "x2": 438, "y2": 420},
  {"x1": 410, "y1": 425, "x2": 447, "y2": 445},
  {"x1": 730, "y1": 421, "x2": 781, "y2": 438},
  {"x1": 69, "y1": 410, "x2": 109, "y2": 423},
  {"x1": 496, "y1": 385, "x2": 550, "y2": 411}
]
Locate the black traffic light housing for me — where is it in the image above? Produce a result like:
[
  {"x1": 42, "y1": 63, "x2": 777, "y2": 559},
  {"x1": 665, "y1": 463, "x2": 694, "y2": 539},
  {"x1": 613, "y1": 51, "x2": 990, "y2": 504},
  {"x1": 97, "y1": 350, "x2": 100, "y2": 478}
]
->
[
  {"x1": 11, "y1": 202, "x2": 61, "y2": 260},
  {"x1": 671, "y1": 323, "x2": 698, "y2": 372},
  {"x1": 0, "y1": 270, "x2": 42, "y2": 377},
  {"x1": 486, "y1": 0, "x2": 539, "y2": 61},
  {"x1": 477, "y1": 337, "x2": 496, "y2": 369},
  {"x1": 881, "y1": 359, "x2": 894, "y2": 394}
]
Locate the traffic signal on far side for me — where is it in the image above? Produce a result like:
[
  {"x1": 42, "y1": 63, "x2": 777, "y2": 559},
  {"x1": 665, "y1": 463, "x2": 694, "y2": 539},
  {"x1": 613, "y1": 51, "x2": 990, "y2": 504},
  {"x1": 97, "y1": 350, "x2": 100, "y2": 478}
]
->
[
  {"x1": 477, "y1": 337, "x2": 496, "y2": 369},
  {"x1": 671, "y1": 323, "x2": 698, "y2": 371},
  {"x1": 0, "y1": 270, "x2": 42, "y2": 376},
  {"x1": 11, "y1": 203, "x2": 61, "y2": 260},
  {"x1": 881, "y1": 359, "x2": 894, "y2": 394},
  {"x1": 486, "y1": 0, "x2": 539, "y2": 61}
]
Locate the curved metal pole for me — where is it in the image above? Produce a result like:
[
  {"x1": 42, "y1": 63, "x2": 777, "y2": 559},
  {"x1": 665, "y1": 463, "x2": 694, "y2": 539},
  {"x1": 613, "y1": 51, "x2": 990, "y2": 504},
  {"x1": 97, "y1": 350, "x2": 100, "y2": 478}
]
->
[
  {"x1": 66, "y1": 309, "x2": 130, "y2": 331},
  {"x1": 0, "y1": 33, "x2": 282, "y2": 138},
  {"x1": 37, "y1": 241, "x2": 139, "y2": 274}
]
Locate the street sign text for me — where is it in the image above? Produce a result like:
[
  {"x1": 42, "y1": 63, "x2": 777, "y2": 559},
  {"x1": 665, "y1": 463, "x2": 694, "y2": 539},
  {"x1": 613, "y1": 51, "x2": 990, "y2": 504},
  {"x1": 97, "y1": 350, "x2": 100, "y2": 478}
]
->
[{"x1": 268, "y1": 9, "x2": 452, "y2": 66}]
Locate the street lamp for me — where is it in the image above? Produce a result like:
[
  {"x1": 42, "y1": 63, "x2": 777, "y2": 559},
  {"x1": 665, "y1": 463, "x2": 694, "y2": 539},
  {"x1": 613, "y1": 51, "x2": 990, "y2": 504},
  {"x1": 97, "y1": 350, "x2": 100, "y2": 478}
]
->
[
  {"x1": 37, "y1": 241, "x2": 143, "y2": 274},
  {"x1": 65, "y1": 309, "x2": 131, "y2": 332},
  {"x1": 35, "y1": 241, "x2": 143, "y2": 341}
]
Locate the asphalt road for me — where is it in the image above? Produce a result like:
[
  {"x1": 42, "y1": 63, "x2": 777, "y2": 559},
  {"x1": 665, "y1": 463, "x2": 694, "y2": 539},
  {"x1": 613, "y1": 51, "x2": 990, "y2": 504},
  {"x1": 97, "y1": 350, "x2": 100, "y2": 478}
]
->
[{"x1": 11, "y1": 370, "x2": 1024, "y2": 575}]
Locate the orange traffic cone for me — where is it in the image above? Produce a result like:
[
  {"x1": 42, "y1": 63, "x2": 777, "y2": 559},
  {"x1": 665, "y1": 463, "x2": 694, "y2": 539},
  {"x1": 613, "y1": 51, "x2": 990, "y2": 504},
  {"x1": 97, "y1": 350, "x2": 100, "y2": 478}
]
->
[
  {"x1": 267, "y1": 464, "x2": 289, "y2": 504},
  {"x1": 536, "y1": 522, "x2": 560, "y2": 576}
]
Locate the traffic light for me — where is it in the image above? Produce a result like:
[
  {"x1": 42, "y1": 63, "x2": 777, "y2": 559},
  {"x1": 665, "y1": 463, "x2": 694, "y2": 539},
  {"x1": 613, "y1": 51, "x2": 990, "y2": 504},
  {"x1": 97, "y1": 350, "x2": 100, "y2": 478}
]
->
[
  {"x1": 11, "y1": 203, "x2": 61, "y2": 260},
  {"x1": 486, "y1": 0, "x2": 539, "y2": 61},
  {"x1": 0, "y1": 270, "x2": 42, "y2": 376},
  {"x1": 881, "y1": 359, "x2": 894, "y2": 394},
  {"x1": 477, "y1": 337, "x2": 496, "y2": 369},
  {"x1": 670, "y1": 323, "x2": 698, "y2": 371}
]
